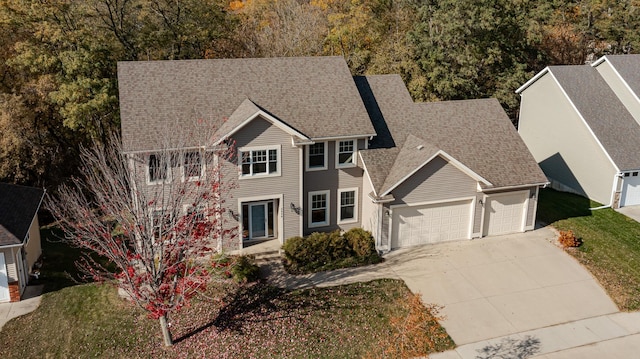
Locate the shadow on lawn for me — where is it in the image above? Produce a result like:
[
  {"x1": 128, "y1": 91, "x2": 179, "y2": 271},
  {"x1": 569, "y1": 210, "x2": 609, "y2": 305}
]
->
[
  {"x1": 173, "y1": 282, "x2": 329, "y2": 343},
  {"x1": 537, "y1": 188, "x2": 592, "y2": 225}
]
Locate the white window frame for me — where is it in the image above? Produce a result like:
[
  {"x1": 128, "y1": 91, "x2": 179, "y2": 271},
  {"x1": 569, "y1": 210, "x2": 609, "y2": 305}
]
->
[
  {"x1": 306, "y1": 142, "x2": 327, "y2": 171},
  {"x1": 338, "y1": 187, "x2": 358, "y2": 224},
  {"x1": 182, "y1": 150, "x2": 205, "y2": 182},
  {"x1": 335, "y1": 139, "x2": 357, "y2": 168},
  {"x1": 146, "y1": 153, "x2": 172, "y2": 185},
  {"x1": 308, "y1": 190, "x2": 330, "y2": 228},
  {"x1": 239, "y1": 145, "x2": 281, "y2": 179}
]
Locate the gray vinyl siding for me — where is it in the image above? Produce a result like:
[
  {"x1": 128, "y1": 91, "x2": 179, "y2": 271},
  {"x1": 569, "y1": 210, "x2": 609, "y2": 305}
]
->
[
  {"x1": 519, "y1": 73, "x2": 618, "y2": 205},
  {"x1": 227, "y1": 117, "x2": 301, "y2": 244},
  {"x1": 595, "y1": 61, "x2": 640, "y2": 124},
  {"x1": 388, "y1": 156, "x2": 477, "y2": 206},
  {"x1": 303, "y1": 138, "x2": 366, "y2": 234}
]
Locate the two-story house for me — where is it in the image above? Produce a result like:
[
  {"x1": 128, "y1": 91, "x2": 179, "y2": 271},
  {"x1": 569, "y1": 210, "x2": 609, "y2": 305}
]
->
[{"x1": 118, "y1": 56, "x2": 547, "y2": 252}]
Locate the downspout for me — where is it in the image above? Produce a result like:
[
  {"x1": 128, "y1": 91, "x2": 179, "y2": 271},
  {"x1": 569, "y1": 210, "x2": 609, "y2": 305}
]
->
[{"x1": 589, "y1": 172, "x2": 622, "y2": 210}]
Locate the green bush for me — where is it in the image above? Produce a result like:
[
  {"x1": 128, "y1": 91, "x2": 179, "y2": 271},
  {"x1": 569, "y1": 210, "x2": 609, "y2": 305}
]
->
[
  {"x1": 211, "y1": 253, "x2": 260, "y2": 283},
  {"x1": 282, "y1": 228, "x2": 382, "y2": 274},
  {"x1": 231, "y1": 255, "x2": 260, "y2": 283}
]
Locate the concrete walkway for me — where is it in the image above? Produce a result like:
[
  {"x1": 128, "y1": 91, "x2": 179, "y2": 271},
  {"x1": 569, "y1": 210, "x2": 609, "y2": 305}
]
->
[
  {"x1": 616, "y1": 205, "x2": 640, "y2": 223},
  {"x1": 0, "y1": 284, "x2": 44, "y2": 331}
]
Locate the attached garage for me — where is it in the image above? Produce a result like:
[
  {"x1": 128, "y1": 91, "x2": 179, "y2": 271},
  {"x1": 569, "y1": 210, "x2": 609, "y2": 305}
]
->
[
  {"x1": 621, "y1": 172, "x2": 640, "y2": 207},
  {"x1": 391, "y1": 199, "x2": 473, "y2": 248},
  {"x1": 483, "y1": 191, "x2": 528, "y2": 236}
]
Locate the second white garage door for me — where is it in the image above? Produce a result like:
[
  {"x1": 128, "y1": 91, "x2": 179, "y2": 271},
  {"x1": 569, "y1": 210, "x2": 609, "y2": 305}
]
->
[
  {"x1": 621, "y1": 172, "x2": 640, "y2": 207},
  {"x1": 483, "y1": 191, "x2": 527, "y2": 236},
  {"x1": 391, "y1": 199, "x2": 473, "y2": 248}
]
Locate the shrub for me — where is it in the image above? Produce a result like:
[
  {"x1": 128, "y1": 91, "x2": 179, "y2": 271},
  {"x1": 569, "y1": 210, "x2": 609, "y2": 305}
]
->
[
  {"x1": 211, "y1": 253, "x2": 259, "y2": 283},
  {"x1": 282, "y1": 228, "x2": 383, "y2": 274},
  {"x1": 231, "y1": 255, "x2": 260, "y2": 283},
  {"x1": 558, "y1": 230, "x2": 581, "y2": 248}
]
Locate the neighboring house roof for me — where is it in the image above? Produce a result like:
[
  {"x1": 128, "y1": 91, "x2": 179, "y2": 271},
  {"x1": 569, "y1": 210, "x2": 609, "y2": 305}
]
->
[
  {"x1": 0, "y1": 183, "x2": 45, "y2": 247},
  {"x1": 118, "y1": 57, "x2": 376, "y2": 152},
  {"x1": 593, "y1": 55, "x2": 640, "y2": 97},
  {"x1": 357, "y1": 75, "x2": 548, "y2": 192},
  {"x1": 518, "y1": 65, "x2": 640, "y2": 171}
]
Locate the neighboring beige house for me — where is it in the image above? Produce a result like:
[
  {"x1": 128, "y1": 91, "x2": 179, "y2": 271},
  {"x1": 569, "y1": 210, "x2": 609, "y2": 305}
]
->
[
  {"x1": 117, "y1": 56, "x2": 547, "y2": 252},
  {"x1": 516, "y1": 55, "x2": 640, "y2": 208},
  {"x1": 0, "y1": 183, "x2": 45, "y2": 303}
]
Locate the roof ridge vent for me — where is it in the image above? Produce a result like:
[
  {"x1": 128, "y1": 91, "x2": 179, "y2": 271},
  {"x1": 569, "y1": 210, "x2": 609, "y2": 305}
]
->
[{"x1": 416, "y1": 144, "x2": 424, "y2": 150}]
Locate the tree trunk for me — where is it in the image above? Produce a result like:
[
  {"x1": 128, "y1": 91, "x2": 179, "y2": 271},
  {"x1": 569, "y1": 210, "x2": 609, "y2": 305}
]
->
[{"x1": 159, "y1": 315, "x2": 173, "y2": 346}]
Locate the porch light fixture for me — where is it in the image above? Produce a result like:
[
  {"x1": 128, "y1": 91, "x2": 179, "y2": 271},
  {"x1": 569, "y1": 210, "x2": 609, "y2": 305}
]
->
[
  {"x1": 478, "y1": 199, "x2": 484, "y2": 206},
  {"x1": 290, "y1": 202, "x2": 301, "y2": 215}
]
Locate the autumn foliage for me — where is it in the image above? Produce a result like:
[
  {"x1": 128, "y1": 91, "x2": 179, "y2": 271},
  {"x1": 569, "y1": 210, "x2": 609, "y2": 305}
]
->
[
  {"x1": 46, "y1": 132, "x2": 236, "y2": 346},
  {"x1": 558, "y1": 230, "x2": 581, "y2": 248}
]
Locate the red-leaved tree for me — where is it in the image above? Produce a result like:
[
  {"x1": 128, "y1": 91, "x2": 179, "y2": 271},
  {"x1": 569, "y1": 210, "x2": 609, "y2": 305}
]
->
[{"x1": 46, "y1": 132, "x2": 235, "y2": 346}]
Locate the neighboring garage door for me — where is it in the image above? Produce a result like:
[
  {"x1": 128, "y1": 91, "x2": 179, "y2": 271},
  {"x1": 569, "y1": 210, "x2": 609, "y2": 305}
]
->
[
  {"x1": 0, "y1": 252, "x2": 9, "y2": 303},
  {"x1": 391, "y1": 199, "x2": 473, "y2": 248},
  {"x1": 483, "y1": 191, "x2": 527, "y2": 236},
  {"x1": 621, "y1": 172, "x2": 640, "y2": 207}
]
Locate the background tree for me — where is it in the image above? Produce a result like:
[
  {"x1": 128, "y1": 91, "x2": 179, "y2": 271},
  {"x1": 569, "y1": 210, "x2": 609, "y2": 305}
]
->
[{"x1": 46, "y1": 129, "x2": 235, "y2": 346}]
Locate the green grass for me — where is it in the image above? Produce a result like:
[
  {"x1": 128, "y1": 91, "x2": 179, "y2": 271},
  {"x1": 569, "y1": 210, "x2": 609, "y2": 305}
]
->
[
  {"x1": 539, "y1": 189, "x2": 640, "y2": 310},
  {"x1": 0, "y1": 228, "x2": 454, "y2": 358},
  {"x1": 0, "y1": 280, "x2": 454, "y2": 358}
]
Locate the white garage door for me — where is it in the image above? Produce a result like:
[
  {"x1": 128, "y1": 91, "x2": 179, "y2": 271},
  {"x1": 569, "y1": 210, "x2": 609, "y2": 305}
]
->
[
  {"x1": 483, "y1": 192, "x2": 527, "y2": 236},
  {"x1": 0, "y1": 252, "x2": 9, "y2": 303},
  {"x1": 391, "y1": 200, "x2": 473, "y2": 248},
  {"x1": 621, "y1": 173, "x2": 640, "y2": 207}
]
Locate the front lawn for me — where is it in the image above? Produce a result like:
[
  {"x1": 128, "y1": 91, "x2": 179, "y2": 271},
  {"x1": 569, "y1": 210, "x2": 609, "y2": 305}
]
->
[
  {"x1": 0, "y1": 279, "x2": 454, "y2": 358},
  {"x1": 538, "y1": 189, "x2": 640, "y2": 310},
  {"x1": 0, "y1": 229, "x2": 454, "y2": 358}
]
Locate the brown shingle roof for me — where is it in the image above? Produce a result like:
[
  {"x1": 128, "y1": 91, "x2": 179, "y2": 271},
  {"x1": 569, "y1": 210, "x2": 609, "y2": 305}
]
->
[
  {"x1": 118, "y1": 57, "x2": 375, "y2": 152},
  {"x1": 549, "y1": 66, "x2": 640, "y2": 170},
  {"x1": 358, "y1": 75, "x2": 547, "y2": 190},
  {"x1": 0, "y1": 183, "x2": 44, "y2": 247}
]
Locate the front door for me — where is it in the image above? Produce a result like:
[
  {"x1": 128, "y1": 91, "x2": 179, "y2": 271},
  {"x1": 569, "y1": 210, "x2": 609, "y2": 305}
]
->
[
  {"x1": 249, "y1": 203, "x2": 267, "y2": 238},
  {"x1": 242, "y1": 200, "x2": 276, "y2": 241}
]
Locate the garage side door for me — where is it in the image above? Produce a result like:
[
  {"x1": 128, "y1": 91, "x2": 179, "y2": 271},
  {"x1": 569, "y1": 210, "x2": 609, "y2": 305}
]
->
[
  {"x1": 0, "y1": 252, "x2": 9, "y2": 303},
  {"x1": 483, "y1": 192, "x2": 527, "y2": 236},
  {"x1": 391, "y1": 200, "x2": 473, "y2": 249},
  {"x1": 621, "y1": 173, "x2": 640, "y2": 207}
]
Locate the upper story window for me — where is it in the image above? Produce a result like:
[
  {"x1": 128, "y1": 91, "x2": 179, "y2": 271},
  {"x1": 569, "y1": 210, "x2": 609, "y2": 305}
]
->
[
  {"x1": 182, "y1": 151, "x2": 203, "y2": 181},
  {"x1": 309, "y1": 190, "x2": 330, "y2": 228},
  {"x1": 336, "y1": 140, "x2": 356, "y2": 168},
  {"x1": 147, "y1": 153, "x2": 170, "y2": 184},
  {"x1": 306, "y1": 142, "x2": 327, "y2": 171},
  {"x1": 240, "y1": 145, "x2": 280, "y2": 178},
  {"x1": 338, "y1": 188, "x2": 358, "y2": 224}
]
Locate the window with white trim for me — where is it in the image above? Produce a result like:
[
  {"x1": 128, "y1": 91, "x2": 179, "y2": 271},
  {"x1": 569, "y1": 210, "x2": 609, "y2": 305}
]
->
[
  {"x1": 336, "y1": 140, "x2": 356, "y2": 168},
  {"x1": 147, "y1": 153, "x2": 170, "y2": 184},
  {"x1": 240, "y1": 146, "x2": 280, "y2": 177},
  {"x1": 306, "y1": 142, "x2": 327, "y2": 170},
  {"x1": 338, "y1": 188, "x2": 358, "y2": 223},
  {"x1": 182, "y1": 151, "x2": 203, "y2": 181},
  {"x1": 309, "y1": 190, "x2": 330, "y2": 227}
]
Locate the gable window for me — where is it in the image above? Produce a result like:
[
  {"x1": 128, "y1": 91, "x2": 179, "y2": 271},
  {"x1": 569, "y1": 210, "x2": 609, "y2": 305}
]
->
[
  {"x1": 240, "y1": 146, "x2": 280, "y2": 178},
  {"x1": 148, "y1": 153, "x2": 170, "y2": 184},
  {"x1": 183, "y1": 151, "x2": 203, "y2": 181},
  {"x1": 309, "y1": 190, "x2": 330, "y2": 227},
  {"x1": 336, "y1": 140, "x2": 356, "y2": 168},
  {"x1": 307, "y1": 142, "x2": 327, "y2": 170},
  {"x1": 338, "y1": 188, "x2": 358, "y2": 224}
]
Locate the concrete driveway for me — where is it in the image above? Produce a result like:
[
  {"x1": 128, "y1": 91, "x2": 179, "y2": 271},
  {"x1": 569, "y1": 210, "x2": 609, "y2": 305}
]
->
[{"x1": 383, "y1": 227, "x2": 619, "y2": 345}]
